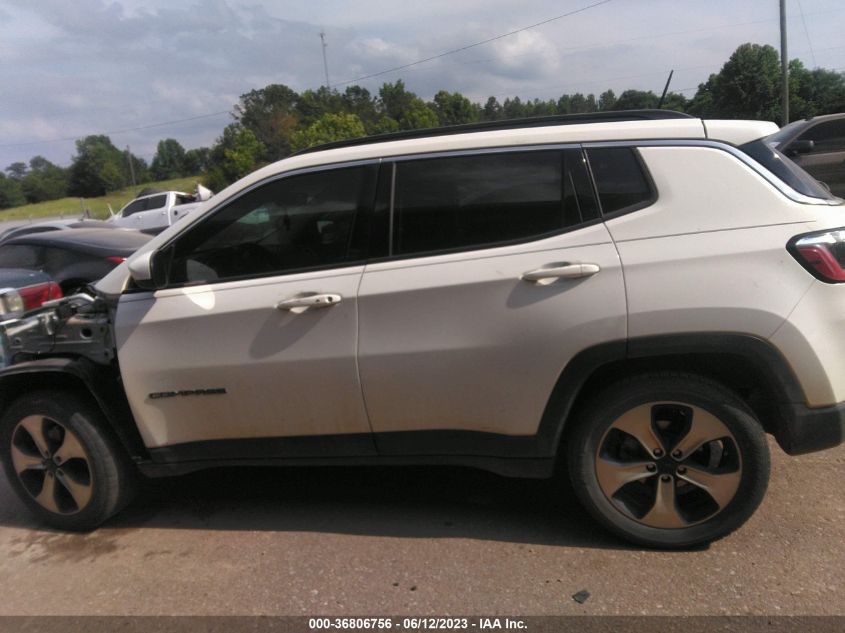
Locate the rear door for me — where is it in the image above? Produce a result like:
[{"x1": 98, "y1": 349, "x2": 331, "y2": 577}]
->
[{"x1": 357, "y1": 147, "x2": 627, "y2": 456}]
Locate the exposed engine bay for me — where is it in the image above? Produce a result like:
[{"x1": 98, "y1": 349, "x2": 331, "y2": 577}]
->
[{"x1": 0, "y1": 292, "x2": 116, "y2": 367}]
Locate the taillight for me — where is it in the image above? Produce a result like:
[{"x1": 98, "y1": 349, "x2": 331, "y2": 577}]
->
[
  {"x1": 106, "y1": 256, "x2": 126, "y2": 264},
  {"x1": 790, "y1": 229, "x2": 845, "y2": 283},
  {"x1": 18, "y1": 281, "x2": 63, "y2": 311}
]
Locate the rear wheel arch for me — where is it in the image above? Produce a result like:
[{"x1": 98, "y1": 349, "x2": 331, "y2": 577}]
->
[{"x1": 542, "y1": 334, "x2": 806, "y2": 456}]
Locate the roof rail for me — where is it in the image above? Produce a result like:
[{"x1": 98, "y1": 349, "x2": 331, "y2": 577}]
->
[{"x1": 291, "y1": 109, "x2": 694, "y2": 156}]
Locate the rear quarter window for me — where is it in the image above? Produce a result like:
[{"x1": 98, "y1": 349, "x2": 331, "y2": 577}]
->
[{"x1": 586, "y1": 147, "x2": 654, "y2": 215}]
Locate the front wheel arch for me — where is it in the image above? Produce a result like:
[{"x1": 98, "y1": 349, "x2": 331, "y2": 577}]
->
[{"x1": 0, "y1": 359, "x2": 148, "y2": 463}]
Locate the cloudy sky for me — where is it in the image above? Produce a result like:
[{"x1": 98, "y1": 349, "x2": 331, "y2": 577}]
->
[{"x1": 1, "y1": 0, "x2": 844, "y2": 169}]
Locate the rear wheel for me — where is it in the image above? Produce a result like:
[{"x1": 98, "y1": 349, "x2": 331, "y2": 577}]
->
[
  {"x1": 567, "y1": 373, "x2": 770, "y2": 548},
  {"x1": 0, "y1": 390, "x2": 136, "y2": 531}
]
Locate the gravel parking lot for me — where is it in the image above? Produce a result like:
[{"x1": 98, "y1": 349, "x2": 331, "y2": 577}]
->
[{"x1": 0, "y1": 438, "x2": 842, "y2": 616}]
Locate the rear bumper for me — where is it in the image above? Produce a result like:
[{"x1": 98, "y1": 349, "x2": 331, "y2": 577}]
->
[{"x1": 778, "y1": 402, "x2": 845, "y2": 455}]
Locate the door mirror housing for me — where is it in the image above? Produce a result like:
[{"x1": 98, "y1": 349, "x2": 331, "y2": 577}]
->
[
  {"x1": 785, "y1": 139, "x2": 815, "y2": 157},
  {"x1": 127, "y1": 251, "x2": 170, "y2": 290},
  {"x1": 127, "y1": 251, "x2": 155, "y2": 289}
]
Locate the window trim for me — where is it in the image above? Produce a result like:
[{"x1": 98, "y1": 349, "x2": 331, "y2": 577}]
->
[
  {"x1": 377, "y1": 144, "x2": 603, "y2": 263},
  {"x1": 154, "y1": 159, "x2": 382, "y2": 290}
]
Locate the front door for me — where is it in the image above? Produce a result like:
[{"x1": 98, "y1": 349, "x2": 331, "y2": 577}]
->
[{"x1": 115, "y1": 163, "x2": 379, "y2": 458}]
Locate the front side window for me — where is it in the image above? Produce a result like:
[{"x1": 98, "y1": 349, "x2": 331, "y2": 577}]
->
[
  {"x1": 166, "y1": 165, "x2": 375, "y2": 285},
  {"x1": 587, "y1": 147, "x2": 654, "y2": 214},
  {"x1": 392, "y1": 149, "x2": 598, "y2": 257}
]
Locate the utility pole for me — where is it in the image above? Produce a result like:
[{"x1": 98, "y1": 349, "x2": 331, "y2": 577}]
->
[
  {"x1": 126, "y1": 145, "x2": 137, "y2": 189},
  {"x1": 780, "y1": 0, "x2": 789, "y2": 125},
  {"x1": 320, "y1": 31, "x2": 330, "y2": 89}
]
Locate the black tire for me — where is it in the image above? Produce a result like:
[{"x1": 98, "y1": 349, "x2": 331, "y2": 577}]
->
[
  {"x1": 567, "y1": 373, "x2": 770, "y2": 549},
  {"x1": 0, "y1": 390, "x2": 137, "y2": 531}
]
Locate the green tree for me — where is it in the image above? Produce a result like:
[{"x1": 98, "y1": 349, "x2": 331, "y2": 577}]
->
[
  {"x1": 502, "y1": 97, "x2": 526, "y2": 119},
  {"x1": 689, "y1": 43, "x2": 782, "y2": 120},
  {"x1": 378, "y1": 80, "x2": 416, "y2": 121},
  {"x1": 0, "y1": 173, "x2": 26, "y2": 208},
  {"x1": 792, "y1": 65, "x2": 845, "y2": 118},
  {"x1": 598, "y1": 90, "x2": 617, "y2": 111},
  {"x1": 20, "y1": 156, "x2": 68, "y2": 203},
  {"x1": 234, "y1": 84, "x2": 300, "y2": 161},
  {"x1": 68, "y1": 135, "x2": 141, "y2": 197},
  {"x1": 342, "y1": 86, "x2": 379, "y2": 132},
  {"x1": 431, "y1": 90, "x2": 479, "y2": 126},
  {"x1": 482, "y1": 96, "x2": 503, "y2": 121},
  {"x1": 399, "y1": 98, "x2": 439, "y2": 130},
  {"x1": 613, "y1": 89, "x2": 659, "y2": 110},
  {"x1": 5, "y1": 162, "x2": 27, "y2": 180},
  {"x1": 372, "y1": 116, "x2": 400, "y2": 134},
  {"x1": 556, "y1": 94, "x2": 572, "y2": 114},
  {"x1": 290, "y1": 113, "x2": 366, "y2": 151},
  {"x1": 150, "y1": 138, "x2": 187, "y2": 181},
  {"x1": 295, "y1": 86, "x2": 345, "y2": 128},
  {"x1": 569, "y1": 93, "x2": 593, "y2": 113},
  {"x1": 204, "y1": 125, "x2": 266, "y2": 191},
  {"x1": 183, "y1": 147, "x2": 211, "y2": 174}
]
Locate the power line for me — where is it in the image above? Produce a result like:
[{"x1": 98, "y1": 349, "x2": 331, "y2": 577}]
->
[
  {"x1": 796, "y1": 0, "x2": 818, "y2": 68},
  {"x1": 333, "y1": 0, "x2": 616, "y2": 86},
  {"x1": 0, "y1": 110, "x2": 231, "y2": 149}
]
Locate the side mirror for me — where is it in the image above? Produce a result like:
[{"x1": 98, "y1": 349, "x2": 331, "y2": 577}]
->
[
  {"x1": 785, "y1": 139, "x2": 815, "y2": 157},
  {"x1": 127, "y1": 252, "x2": 157, "y2": 290}
]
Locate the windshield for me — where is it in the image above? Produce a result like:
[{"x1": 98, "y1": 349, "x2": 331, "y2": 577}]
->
[{"x1": 738, "y1": 138, "x2": 840, "y2": 202}]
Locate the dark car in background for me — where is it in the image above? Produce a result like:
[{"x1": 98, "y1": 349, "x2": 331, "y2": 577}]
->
[
  {"x1": 0, "y1": 219, "x2": 115, "y2": 245},
  {"x1": 0, "y1": 228, "x2": 152, "y2": 294},
  {"x1": 769, "y1": 113, "x2": 845, "y2": 197}
]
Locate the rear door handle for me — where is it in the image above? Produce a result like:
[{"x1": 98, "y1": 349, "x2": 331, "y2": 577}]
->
[
  {"x1": 276, "y1": 293, "x2": 342, "y2": 312},
  {"x1": 521, "y1": 263, "x2": 601, "y2": 282}
]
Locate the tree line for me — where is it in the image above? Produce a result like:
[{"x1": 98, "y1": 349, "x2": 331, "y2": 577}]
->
[{"x1": 2, "y1": 42, "x2": 844, "y2": 210}]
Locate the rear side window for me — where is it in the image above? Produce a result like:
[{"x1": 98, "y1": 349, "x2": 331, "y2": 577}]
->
[
  {"x1": 0, "y1": 245, "x2": 41, "y2": 269},
  {"x1": 586, "y1": 148, "x2": 654, "y2": 214},
  {"x1": 392, "y1": 149, "x2": 598, "y2": 257},
  {"x1": 144, "y1": 195, "x2": 167, "y2": 211},
  {"x1": 42, "y1": 247, "x2": 96, "y2": 279}
]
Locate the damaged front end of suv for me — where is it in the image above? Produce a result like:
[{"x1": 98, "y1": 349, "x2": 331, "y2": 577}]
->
[{"x1": 0, "y1": 291, "x2": 117, "y2": 368}]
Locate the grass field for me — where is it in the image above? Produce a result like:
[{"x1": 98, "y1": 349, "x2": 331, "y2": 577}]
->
[{"x1": 0, "y1": 176, "x2": 204, "y2": 223}]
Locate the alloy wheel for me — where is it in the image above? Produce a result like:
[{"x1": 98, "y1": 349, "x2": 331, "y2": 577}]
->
[
  {"x1": 10, "y1": 415, "x2": 93, "y2": 515},
  {"x1": 595, "y1": 402, "x2": 742, "y2": 528}
]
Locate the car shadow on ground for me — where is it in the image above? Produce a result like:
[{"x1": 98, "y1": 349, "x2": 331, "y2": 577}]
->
[{"x1": 0, "y1": 465, "x2": 702, "y2": 551}]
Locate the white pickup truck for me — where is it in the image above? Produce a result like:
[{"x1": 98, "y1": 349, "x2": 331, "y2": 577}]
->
[{"x1": 108, "y1": 186, "x2": 213, "y2": 234}]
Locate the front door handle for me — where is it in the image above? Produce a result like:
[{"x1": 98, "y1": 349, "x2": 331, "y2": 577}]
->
[
  {"x1": 522, "y1": 263, "x2": 601, "y2": 283},
  {"x1": 275, "y1": 293, "x2": 342, "y2": 312}
]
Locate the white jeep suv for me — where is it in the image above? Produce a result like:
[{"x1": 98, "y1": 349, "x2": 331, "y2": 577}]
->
[{"x1": 1, "y1": 110, "x2": 843, "y2": 548}]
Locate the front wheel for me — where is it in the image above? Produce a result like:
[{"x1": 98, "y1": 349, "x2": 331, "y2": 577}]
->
[
  {"x1": 567, "y1": 373, "x2": 770, "y2": 548},
  {"x1": 0, "y1": 390, "x2": 137, "y2": 531}
]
